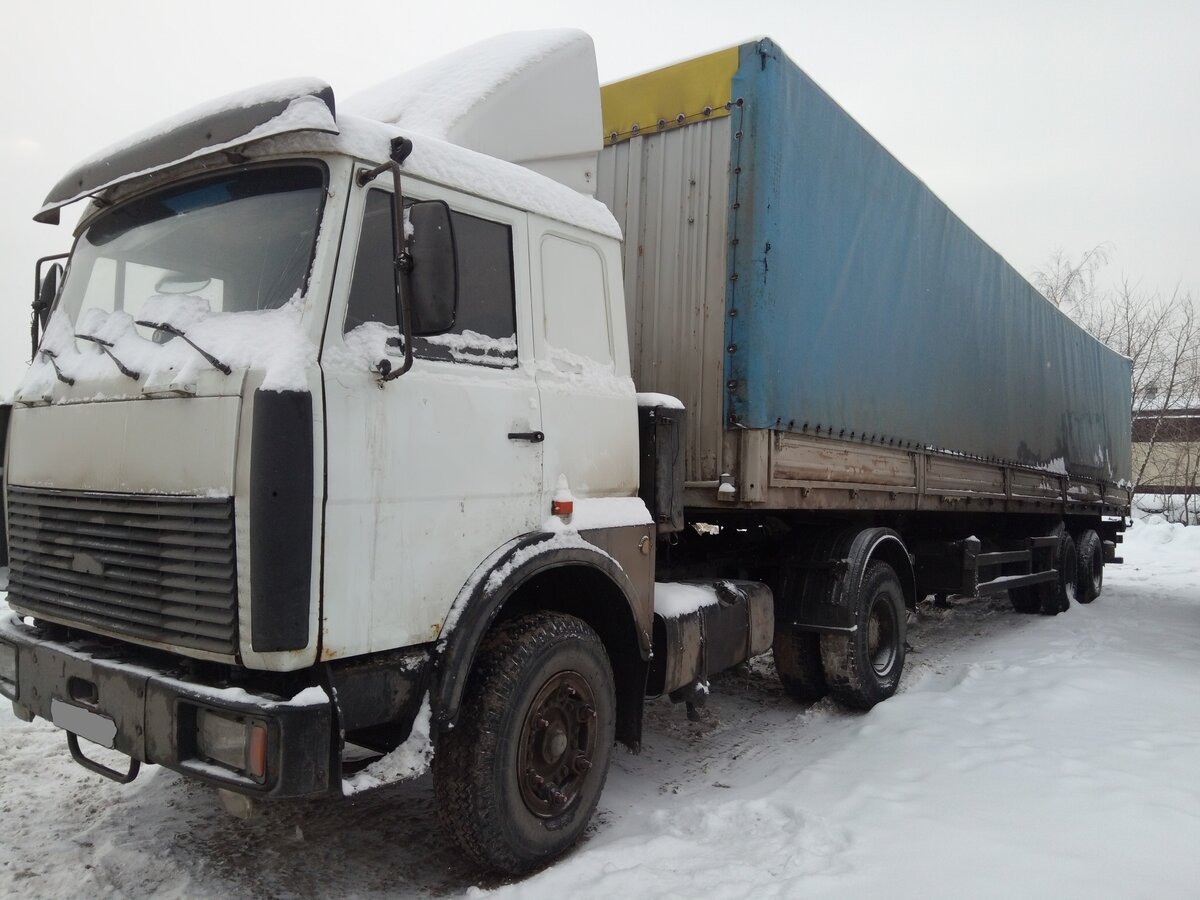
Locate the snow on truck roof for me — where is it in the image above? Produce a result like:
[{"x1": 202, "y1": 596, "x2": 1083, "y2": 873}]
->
[
  {"x1": 333, "y1": 116, "x2": 621, "y2": 239},
  {"x1": 35, "y1": 79, "x2": 339, "y2": 225},
  {"x1": 34, "y1": 30, "x2": 619, "y2": 239}
]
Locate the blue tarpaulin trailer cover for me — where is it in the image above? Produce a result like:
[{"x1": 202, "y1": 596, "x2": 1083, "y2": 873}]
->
[{"x1": 601, "y1": 39, "x2": 1132, "y2": 487}]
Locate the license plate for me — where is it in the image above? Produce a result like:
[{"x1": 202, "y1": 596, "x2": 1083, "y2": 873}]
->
[{"x1": 52, "y1": 698, "x2": 117, "y2": 749}]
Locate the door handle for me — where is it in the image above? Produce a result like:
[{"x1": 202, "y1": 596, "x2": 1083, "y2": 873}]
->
[{"x1": 508, "y1": 431, "x2": 545, "y2": 443}]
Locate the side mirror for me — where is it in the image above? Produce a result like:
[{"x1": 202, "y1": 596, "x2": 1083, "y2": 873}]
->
[
  {"x1": 31, "y1": 255, "x2": 67, "y2": 357},
  {"x1": 407, "y1": 200, "x2": 458, "y2": 336},
  {"x1": 357, "y1": 150, "x2": 457, "y2": 382},
  {"x1": 36, "y1": 262, "x2": 63, "y2": 328}
]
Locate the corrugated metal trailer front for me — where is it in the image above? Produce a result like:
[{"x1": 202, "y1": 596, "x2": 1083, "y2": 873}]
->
[{"x1": 597, "y1": 38, "x2": 1131, "y2": 517}]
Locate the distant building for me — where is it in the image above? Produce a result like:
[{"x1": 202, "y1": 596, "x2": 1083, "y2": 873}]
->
[{"x1": 1132, "y1": 407, "x2": 1200, "y2": 494}]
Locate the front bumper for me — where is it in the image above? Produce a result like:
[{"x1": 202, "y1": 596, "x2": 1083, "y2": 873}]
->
[{"x1": 0, "y1": 613, "x2": 332, "y2": 798}]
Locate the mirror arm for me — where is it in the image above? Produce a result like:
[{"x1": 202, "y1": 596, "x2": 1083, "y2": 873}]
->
[
  {"x1": 358, "y1": 151, "x2": 414, "y2": 384},
  {"x1": 383, "y1": 160, "x2": 415, "y2": 382}
]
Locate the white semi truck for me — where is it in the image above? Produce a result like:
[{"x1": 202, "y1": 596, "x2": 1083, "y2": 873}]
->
[{"x1": 0, "y1": 31, "x2": 1129, "y2": 873}]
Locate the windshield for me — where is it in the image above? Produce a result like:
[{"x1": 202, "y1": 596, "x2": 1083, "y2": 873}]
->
[
  {"x1": 24, "y1": 163, "x2": 327, "y2": 395},
  {"x1": 60, "y1": 163, "x2": 325, "y2": 324}
]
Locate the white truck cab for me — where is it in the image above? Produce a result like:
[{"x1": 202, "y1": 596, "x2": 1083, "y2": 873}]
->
[{"x1": 0, "y1": 36, "x2": 714, "y2": 873}]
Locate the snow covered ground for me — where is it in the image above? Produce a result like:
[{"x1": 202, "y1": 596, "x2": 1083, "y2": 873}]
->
[{"x1": 2, "y1": 518, "x2": 1198, "y2": 898}]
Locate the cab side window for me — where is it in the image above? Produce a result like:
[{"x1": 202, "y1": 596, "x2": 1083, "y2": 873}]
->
[
  {"x1": 344, "y1": 191, "x2": 518, "y2": 368},
  {"x1": 343, "y1": 191, "x2": 396, "y2": 334}
]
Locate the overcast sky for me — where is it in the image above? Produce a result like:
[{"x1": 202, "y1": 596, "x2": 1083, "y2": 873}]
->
[{"x1": 2, "y1": 0, "x2": 1197, "y2": 394}]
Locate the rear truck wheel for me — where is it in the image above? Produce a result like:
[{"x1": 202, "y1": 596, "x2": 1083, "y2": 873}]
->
[
  {"x1": 1008, "y1": 585, "x2": 1043, "y2": 614},
  {"x1": 1075, "y1": 529, "x2": 1103, "y2": 604},
  {"x1": 820, "y1": 561, "x2": 906, "y2": 710},
  {"x1": 773, "y1": 629, "x2": 828, "y2": 702},
  {"x1": 433, "y1": 612, "x2": 616, "y2": 875},
  {"x1": 1042, "y1": 531, "x2": 1077, "y2": 615}
]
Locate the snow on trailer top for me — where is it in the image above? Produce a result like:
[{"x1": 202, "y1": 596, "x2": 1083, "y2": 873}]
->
[{"x1": 33, "y1": 30, "x2": 619, "y2": 239}]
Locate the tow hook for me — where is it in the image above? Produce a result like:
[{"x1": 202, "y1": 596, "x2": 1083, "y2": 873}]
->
[{"x1": 67, "y1": 732, "x2": 141, "y2": 784}]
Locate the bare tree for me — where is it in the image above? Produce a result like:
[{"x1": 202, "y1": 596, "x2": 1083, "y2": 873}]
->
[
  {"x1": 1032, "y1": 244, "x2": 1110, "y2": 315},
  {"x1": 1033, "y1": 247, "x2": 1200, "y2": 519}
]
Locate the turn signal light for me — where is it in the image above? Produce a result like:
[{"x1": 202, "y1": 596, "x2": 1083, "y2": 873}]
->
[
  {"x1": 247, "y1": 724, "x2": 268, "y2": 780},
  {"x1": 196, "y1": 709, "x2": 268, "y2": 781}
]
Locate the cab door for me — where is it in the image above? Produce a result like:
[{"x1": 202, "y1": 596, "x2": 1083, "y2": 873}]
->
[{"x1": 320, "y1": 178, "x2": 541, "y2": 658}]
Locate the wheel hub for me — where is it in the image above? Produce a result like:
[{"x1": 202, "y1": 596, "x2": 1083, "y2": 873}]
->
[
  {"x1": 866, "y1": 595, "x2": 898, "y2": 676},
  {"x1": 518, "y1": 671, "x2": 597, "y2": 818}
]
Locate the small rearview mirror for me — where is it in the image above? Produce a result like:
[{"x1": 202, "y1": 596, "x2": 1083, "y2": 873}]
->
[
  {"x1": 408, "y1": 200, "x2": 457, "y2": 336},
  {"x1": 155, "y1": 273, "x2": 212, "y2": 295}
]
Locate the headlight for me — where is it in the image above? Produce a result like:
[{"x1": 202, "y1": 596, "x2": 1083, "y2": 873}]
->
[
  {"x1": 196, "y1": 709, "x2": 267, "y2": 780},
  {"x1": 0, "y1": 640, "x2": 16, "y2": 699}
]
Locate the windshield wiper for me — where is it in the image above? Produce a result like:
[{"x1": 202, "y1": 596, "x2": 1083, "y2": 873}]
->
[
  {"x1": 134, "y1": 320, "x2": 232, "y2": 375},
  {"x1": 39, "y1": 349, "x2": 75, "y2": 386},
  {"x1": 75, "y1": 333, "x2": 141, "y2": 380}
]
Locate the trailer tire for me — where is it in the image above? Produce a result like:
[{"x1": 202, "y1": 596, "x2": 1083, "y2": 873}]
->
[
  {"x1": 1042, "y1": 531, "x2": 1077, "y2": 615},
  {"x1": 773, "y1": 629, "x2": 828, "y2": 702},
  {"x1": 820, "y1": 561, "x2": 906, "y2": 710},
  {"x1": 1008, "y1": 586, "x2": 1043, "y2": 614},
  {"x1": 1075, "y1": 529, "x2": 1103, "y2": 604},
  {"x1": 433, "y1": 612, "x2": 615, "y2": 874}
]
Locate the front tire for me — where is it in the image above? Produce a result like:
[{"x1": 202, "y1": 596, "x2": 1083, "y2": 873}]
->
[
  {"x1": 434, "y1": 612, "x2": 616, "y2": 874},
  {"x1": 820, "y1": 561, "x2": 906, "y2": 710}
]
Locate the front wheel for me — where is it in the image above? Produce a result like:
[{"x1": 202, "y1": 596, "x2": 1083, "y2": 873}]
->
[
  {"x1": 820, "y1": 561, "x2": 906, "y2": 710},
  {"x1": 434, "y1": 612, "x2": 615, "y2": 874}
]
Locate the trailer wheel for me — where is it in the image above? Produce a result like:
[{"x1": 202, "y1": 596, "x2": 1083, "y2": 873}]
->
[
  {"x1": 433, "y1": 612, "x2": 615, "y2": 874},
  {"x1": 1042, "y1": 531, "x2": 1077, "y2": 615},
  {"x1": 820, "y1": 561, "x2": 906, "y2": 710},
  {"x1": 773, "y1": 629, "x2": 828, "y2": 702},
  {"x1": 1075, "y1": 529, "x2": 1103, "y2": 604},
  {"x1": 1008, "y1": 586, "x2": 1043, "y2": 614}
]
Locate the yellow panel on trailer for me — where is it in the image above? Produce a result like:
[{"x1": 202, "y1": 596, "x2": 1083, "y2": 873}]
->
[{"x1": 601, "y1": 46, "x2": 739, "y2": 145}]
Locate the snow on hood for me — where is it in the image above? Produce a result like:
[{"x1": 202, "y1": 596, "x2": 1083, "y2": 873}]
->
[{"x1": 17, "y1": 294, "x2": 315, "y2": 399}]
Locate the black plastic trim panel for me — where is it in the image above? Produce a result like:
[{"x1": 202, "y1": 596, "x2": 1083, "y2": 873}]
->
[
  {"x1": 250, "y1": 390, "x2": 314, "y2": 652},
  {"x1": 1, "y1": 402, "x2": 10, "y2": 569}
]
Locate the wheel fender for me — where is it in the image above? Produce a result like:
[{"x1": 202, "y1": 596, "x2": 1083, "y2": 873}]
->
[
  {"x1": 845, "y1": 527, "x2": 917, "y2": 611},
  {"x1": 790, "y1": 526, "x2": 915, "y2": 632},
  {"x1": 431, "y1": 531, "x2": 649, "y2": 730}
]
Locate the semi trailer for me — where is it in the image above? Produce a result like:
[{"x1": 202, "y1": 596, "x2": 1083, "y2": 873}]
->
[{"x1": 0, "y1": 30, "x2": 1130, "y2": 874}]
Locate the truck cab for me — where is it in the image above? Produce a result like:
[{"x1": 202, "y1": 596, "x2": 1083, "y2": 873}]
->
[{"x1": 1, "y1": 43, "x2": 679, "y2": 873}]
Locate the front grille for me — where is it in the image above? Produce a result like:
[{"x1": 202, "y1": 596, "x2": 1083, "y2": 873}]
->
[{"x1": 5, "y1": 485, "x2": 238, "y2": 656}]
